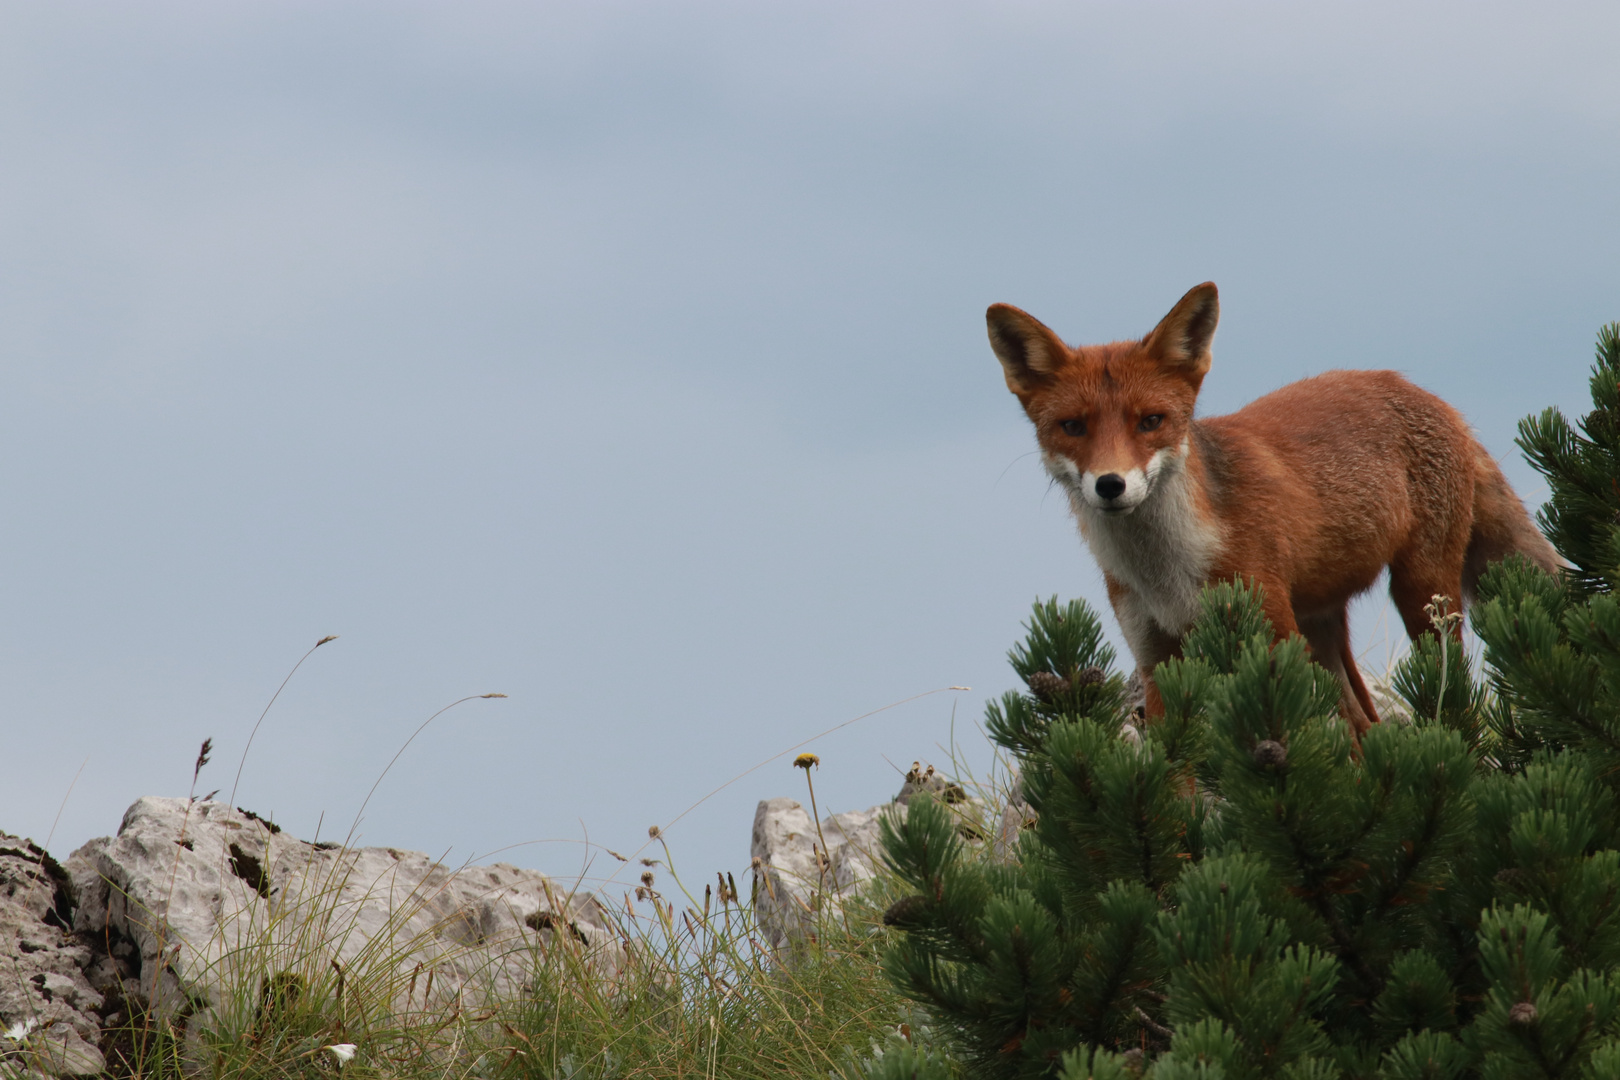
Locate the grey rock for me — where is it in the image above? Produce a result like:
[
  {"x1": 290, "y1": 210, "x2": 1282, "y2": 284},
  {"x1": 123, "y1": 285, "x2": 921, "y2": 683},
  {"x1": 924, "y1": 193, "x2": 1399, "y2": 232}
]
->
[
  {"x1": 67, "y1": 798, "x2": 620, "y2": 1037},
  {"x1": 750, "y1": 767, "x2": 998, "y2": 947},
  {"x1": 893, "y1": 762, "x2": 963, "y2": 806},
  {"x1": 0, "y1": 833, "x2": 106, "y2": 1077},
  {"x1": 991, "y1": 775, "x2": 1035, "y2": 862},
  {"x1": 749, "y1": 798, "x2": 892, "y2": 947}
]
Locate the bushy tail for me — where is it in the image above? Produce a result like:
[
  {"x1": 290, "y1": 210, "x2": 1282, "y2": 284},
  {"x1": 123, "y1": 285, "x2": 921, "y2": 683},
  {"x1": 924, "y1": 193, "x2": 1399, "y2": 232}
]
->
[{"x1": 1463, "y1": 443, "x2": 1561, "y2": 601}]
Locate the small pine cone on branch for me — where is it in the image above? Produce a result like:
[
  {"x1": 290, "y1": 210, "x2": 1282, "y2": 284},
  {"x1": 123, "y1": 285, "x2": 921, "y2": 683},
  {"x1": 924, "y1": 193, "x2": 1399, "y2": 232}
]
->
[
  {"x1": 883, "y1": 895, "x2": 930, "y2": 928},
  {"x1": 1075, "y1": 665, "x2": 1106, "y2": 687},
  {"x1": 1253, "y1": 739, "x2": 1288, "y2": 768},
  {"x1": 1026, "y1": 671, "x2": 1071, "y2": 702}
]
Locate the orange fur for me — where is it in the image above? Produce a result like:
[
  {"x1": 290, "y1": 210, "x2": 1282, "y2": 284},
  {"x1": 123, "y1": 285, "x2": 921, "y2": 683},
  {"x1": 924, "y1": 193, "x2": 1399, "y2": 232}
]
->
[{"x1": 988, "y1": 282, "x2": 1559, "y2": 735}]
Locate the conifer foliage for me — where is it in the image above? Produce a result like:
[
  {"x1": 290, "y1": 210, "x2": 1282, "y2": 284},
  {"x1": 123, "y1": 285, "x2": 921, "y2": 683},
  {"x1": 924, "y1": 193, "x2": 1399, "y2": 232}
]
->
[{"x1": 865, "y1": 323, "x2": 1620, "y2": 1080}]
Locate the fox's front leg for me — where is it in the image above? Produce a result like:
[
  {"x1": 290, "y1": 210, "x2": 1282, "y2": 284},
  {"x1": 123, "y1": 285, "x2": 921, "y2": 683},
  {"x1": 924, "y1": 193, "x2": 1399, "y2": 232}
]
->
[
  {"x1": 1257, "y1": 579, "x2": 1376, "y2": 738},
  {"x1": 1254, "y1": 576, "x2": 1301, "y2": 643},
  {"x1": 1105, "y1": 578, "x2": 1183, "y2": 719}
]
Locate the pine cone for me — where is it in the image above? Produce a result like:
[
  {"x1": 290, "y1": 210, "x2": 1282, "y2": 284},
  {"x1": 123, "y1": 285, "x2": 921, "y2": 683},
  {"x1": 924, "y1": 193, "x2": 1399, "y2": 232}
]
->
[
  {"x1": 1075, "y1": 665, "x2": 1106, "y2": 686},
  {"x1": 1253, "y1": 739, "x2": 1288, "y2": 768},
  {"x1": 1509, "y1": 1001, "x2": 1538, "y2": 1025},
  {"x1": 1026, "y1": 671, "x2": 1071, "y2": 701},
  {"x1": 882, "y1": 895, "x2": 930, "y2": 928}
]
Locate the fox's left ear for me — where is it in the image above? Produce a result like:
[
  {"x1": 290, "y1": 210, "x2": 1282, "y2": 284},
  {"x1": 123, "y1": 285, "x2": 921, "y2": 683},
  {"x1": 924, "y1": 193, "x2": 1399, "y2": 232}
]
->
[{"x1": 1144, "y1": 282, "x2": 1219, "y2": 379}]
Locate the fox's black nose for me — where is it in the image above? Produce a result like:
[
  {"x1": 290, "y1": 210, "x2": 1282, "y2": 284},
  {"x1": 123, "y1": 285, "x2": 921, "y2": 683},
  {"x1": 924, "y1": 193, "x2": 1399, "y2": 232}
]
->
[{"x1": 1095, "y1": 474, "x2": 1126, "y2": 501}]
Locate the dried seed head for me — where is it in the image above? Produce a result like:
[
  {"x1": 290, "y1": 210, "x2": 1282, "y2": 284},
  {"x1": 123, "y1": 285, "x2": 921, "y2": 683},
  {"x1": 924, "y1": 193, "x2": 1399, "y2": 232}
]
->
[
  {"x1": 714, "y1": 871, "x2": 738, "y2": 904},
  {"x1": 648, "y1": 825, "x2": 662, "y2": 839},
  {"x1": 750, "y1": 855, "x2": 763, "y2": 872},
  {"x1": 480, "y1": 693, "x2": 508, "y2": 699},
  {"x1": 1509, "y1": 1001, "x2": 1538, "y2": 1025},
  {"x1": 1423, "y1": 594, "x2": 1463, "y2": 637},
  {"x1": 640, "y1": 871, "x2": 655, "y2": 887},
  {"x1": 794, "y1": 753, "x2": 820, "y2": 769},
  {"x1": 1026, "y1": 671, "x2": 1071, "y2": 702},
  {"x1": 1253, "y1": 739, "x2": 1288, "y2": 768},
  {"x1": 316, "y1": 635, "x2": 338, "y2": 647}
]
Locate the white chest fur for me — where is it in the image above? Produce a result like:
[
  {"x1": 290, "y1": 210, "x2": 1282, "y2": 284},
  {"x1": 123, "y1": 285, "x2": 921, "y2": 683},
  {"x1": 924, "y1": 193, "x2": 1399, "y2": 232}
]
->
[{"x1": 1050, "y1": 450, "x2": 1224, "y2": 636}]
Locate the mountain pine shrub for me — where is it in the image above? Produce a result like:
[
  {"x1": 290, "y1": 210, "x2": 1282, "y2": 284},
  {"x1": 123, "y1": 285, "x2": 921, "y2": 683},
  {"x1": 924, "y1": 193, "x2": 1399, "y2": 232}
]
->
[{"x1": 866, "y1": 323, "x2": 1620, "y2": 1080}]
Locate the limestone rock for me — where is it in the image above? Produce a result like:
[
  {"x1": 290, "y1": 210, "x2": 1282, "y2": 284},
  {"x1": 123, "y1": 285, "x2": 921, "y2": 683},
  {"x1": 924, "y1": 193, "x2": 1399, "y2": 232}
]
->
[
  {"x1": 67, "y1": 798, "x2": 619, "y2": 1036},
  {"x1": 0, "y1": 833, "x2": 106, "y2": 1077},
  {"x1": 991, "y1": 775, "x2": 1035, "y2": 862},
  {"x1": 749, "y1": 798, "x2": 892, "y2": 947},
  {"x1": 893, "y1": 762, "x2": 965, "y2": 807},
  {"x1": 750, "y1": 769, "x2": 998, "y2": 947}
]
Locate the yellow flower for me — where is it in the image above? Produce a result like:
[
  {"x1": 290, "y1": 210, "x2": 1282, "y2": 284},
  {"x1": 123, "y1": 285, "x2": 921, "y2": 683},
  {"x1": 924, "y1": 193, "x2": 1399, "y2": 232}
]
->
[{"x1": 793, "y1": 753, "x2": 820, "y2": 770}]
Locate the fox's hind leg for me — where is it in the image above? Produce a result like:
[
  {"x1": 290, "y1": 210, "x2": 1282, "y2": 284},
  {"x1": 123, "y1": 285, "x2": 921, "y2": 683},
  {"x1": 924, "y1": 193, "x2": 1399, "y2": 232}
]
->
[
  {"x1": 1299, "y1": 608, "x2": 1377, "y2": 736},
  {"x1": 1388, "y1": 558, "x2": 1467, "y2": 644},
  {"x1": 1389, "y1": 476, "x2": 1473, "y2": 644}
]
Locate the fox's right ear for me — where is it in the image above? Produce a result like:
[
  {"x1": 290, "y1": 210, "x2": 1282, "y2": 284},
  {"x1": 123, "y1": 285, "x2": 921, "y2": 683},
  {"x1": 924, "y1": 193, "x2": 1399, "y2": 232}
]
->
[{"x1": 987, "y1": 304, "x2": 1069, "y2": 395}]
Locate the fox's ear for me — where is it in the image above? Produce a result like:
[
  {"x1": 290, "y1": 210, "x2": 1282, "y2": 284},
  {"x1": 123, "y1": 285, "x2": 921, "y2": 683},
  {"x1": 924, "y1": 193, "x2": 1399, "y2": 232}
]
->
[
  {"x1": 987, "y1": 304, "x2": 1069, "y2": 394},
  {"x1": 1144, "y1": 282, "x2": 1219, "y2": 378}
]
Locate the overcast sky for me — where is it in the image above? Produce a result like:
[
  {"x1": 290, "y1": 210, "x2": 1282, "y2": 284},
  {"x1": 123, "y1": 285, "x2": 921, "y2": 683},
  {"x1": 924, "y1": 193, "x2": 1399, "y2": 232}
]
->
[{"x1": 2, "y1": 2, "x2": 1616, "y2": 897}]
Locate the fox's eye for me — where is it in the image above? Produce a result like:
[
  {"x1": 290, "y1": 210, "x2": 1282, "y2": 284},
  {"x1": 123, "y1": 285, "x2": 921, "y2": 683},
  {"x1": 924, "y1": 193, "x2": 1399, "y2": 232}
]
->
[
  {"x1": 1139, "y1": 414, "x2": 1164, "y2": 432},
  {"x1": 1060, "y1": 419, "x2": 1087, "y2": 437}
]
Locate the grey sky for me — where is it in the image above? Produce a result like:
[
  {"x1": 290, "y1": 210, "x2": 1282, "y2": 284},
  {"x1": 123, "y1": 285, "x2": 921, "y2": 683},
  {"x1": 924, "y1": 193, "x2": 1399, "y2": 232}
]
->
[{"x1": 2, "y1": 2, "x2": 1616, "y2": 894}]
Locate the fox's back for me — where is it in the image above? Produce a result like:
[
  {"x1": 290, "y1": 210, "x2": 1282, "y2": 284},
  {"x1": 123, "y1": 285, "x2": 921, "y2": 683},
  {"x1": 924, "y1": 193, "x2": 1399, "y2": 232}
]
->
[{"x1": 1198, "y1": 369, "x2": 1478, "y2": 609}]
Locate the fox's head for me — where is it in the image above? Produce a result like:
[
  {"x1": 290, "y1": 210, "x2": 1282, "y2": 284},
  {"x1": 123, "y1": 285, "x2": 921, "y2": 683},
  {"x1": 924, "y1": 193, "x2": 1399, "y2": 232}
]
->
[{"x1": 987, "y1": 282, "x2": 1219, "y2": 517}]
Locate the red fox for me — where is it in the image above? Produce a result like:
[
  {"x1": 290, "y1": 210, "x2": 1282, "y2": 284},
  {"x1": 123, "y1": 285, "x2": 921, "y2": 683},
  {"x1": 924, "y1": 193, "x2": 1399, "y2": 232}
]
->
[{"x1": 988, "y1": 282, "x2": 1559, "y2": 733}]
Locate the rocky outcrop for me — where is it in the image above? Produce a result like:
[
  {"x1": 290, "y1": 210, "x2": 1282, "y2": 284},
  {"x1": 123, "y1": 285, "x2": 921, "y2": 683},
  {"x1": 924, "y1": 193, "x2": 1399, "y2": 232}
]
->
[
  {"x1": 0, "y1": 834, "x2": 106, "y2": 1077},
  {"x1": 749, "y1": 799, "x2": 889, "y2": 946},
  {"x1": 64, "y1": 797, "x2": 620, "y2": 1040},
  {"x1": 751, "y1": 765, "x2": 1004, "y2": 947},
  {"x1": 2, "y1": 799, "x2": 629, "y2": 1075},
  {"x1": 3, "y1": 769, "x2": 1012, "y2": 1070}
]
